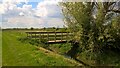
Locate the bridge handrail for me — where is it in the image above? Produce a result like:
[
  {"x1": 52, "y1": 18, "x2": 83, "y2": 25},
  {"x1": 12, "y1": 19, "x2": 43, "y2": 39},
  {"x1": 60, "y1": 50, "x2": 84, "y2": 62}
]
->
[
  {"x1": 25, "y1": 31, "x2": 73, "y2": 43},
  {"x1": 25, "y1": 31, "x2": 70, "y2": 34}
]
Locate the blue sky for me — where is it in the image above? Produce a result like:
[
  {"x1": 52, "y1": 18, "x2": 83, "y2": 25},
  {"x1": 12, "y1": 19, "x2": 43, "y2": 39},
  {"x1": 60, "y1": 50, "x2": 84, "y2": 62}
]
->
[
  {"x1": 0, "y1": 0, "x2": 64, "y2": 28},
  {"x1": 27, "y1": 2, "x2": 38, "y2": 8},
  {"x1": 17, "y1": 2, "x2": 40, "y2": 8}
]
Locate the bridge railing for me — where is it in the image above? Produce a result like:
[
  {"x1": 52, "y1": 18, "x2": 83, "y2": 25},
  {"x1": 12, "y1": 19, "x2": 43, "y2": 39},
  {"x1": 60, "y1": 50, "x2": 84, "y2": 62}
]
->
[{"x1": 25, "y1": 31, "x2": 73, "y2": 43}]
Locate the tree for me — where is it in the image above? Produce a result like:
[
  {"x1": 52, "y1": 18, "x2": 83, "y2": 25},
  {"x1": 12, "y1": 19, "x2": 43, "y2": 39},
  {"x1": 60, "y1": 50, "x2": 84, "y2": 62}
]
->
[
  {"x1": 60, "y1": 2, "x2": 120, "y2": 65},
  {"x1": 52, "y1": 27, "x2": 56, "y2": 29},
  {"x1": 30, "y1": 27, "x2": 34, "y2": 30},
  {"x1": 43, "y1": 27, "x2": 46, "y2": 30}
]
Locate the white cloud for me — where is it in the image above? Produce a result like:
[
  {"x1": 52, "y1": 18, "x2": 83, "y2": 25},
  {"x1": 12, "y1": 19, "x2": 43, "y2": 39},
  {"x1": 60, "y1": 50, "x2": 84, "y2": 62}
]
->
[
  {"x1": 45, "y1": 18, "x2": 64, "y2": 27},
  {"x1": 22, "y1": 4, "x2": 32, "y2": 10},
  {"x1": 2, "y1": 16, "x2": 64, "y2": 28},
  {"x1": 0, "y1": 2, "x2": 18, "y2": 14},
  {"x1": 1, "y1": 0, "x2": 64, "y2": 28},
  {"x1": 35, "y1": 3, "x2": 48, "y2": 17},
  {"x1": 20, "y1": 4, "x2": 33, "y2": 16},
  {"x1": 0, "y1": 2, "x2": 34, "y2": 17},
  {"x1": 2, "y1": 16, "x2": 44, "y2": 28},
  {"x1": 19, "y1": 12, "x2": 24, "y2": 16},
  {"x1": 0, "y1": 0, "x2": 30, "y2": 14},
  {"x1": 8, "y1": 4, "x2": 17, "y2": 10},
  {"x1": 0, "y1": 4, "x2": 5, "y2": 14},
  {"x1": 35, "y1": 0, "x2": 62, "y2": 18},
  {"x1": 39, "y1": 0, "x2": 59, "y2": 5},
  {"x1": 3, "y1": 0, "x2": 29, "y2": 4}
]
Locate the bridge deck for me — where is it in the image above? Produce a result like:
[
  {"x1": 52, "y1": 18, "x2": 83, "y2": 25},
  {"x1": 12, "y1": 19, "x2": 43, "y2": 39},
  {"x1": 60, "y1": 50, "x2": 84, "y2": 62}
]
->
[{"x1": 47, "y1": 40, "x2": 67, "y2": 44}]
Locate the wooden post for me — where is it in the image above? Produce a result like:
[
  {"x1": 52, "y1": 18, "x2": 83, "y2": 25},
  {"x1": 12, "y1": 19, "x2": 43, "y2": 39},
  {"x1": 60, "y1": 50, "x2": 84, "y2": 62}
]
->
[
  {"x1": 39, "y1": 32, "x2": 41, "y2": 42},
  {"x1": 41, "y1": 33, "x2": 43, "y2": 39},
  {"x1": 31, "y1": 33, "x2": 32, "y2": 38},
  {"x1": 28, "y1": 33, "x2": 30, "y2": 38},
  {"x1": 55, "y1": 31, "x2": 56, "y2": 42},
  {"x1": 42, "y1": 33, "x2": 44, "y2": 39},
  {"x1": 67, "y1": 32, "x2": 69, "y2": 40},
  {"x1": 47, "y1": 32, "x2": 49, "y2": 41},
  {"x1": 61, "y1": 32, "x2": 63, "y2": 41},
  {"x1": 35, "y1": 33, "x2": 36, "y2": 39},
  {"x1": 27, "y1": 33, "x2": 28, "y2": 38}
]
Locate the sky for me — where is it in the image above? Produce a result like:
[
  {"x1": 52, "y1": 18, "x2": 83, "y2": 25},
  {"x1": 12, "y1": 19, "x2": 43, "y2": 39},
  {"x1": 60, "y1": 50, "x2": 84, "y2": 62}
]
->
[
  {"x1": 0, "y1": 0, "x2": 64, "y2": 28},
  {"x1": 0, "y1": 0, "x2": 118, "y2": 28}
]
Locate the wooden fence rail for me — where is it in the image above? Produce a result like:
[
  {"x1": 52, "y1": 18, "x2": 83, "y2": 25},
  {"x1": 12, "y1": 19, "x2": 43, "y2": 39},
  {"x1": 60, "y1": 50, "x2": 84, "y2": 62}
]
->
[{"x1": 26, "y1": 31, "x2": 73, "y2": 43}]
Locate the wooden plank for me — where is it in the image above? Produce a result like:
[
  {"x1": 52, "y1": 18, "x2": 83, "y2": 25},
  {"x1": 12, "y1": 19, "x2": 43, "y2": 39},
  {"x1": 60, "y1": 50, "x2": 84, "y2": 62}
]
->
[
  {"x1": 25, "y1": 31, "x2": 70, "y2": 34},
  {"x1": 48, "y1": 40, "x2": 67, "y2": 43},
  {"x1": 28, "y1": 35, "x2": 68, "y2": 38}
]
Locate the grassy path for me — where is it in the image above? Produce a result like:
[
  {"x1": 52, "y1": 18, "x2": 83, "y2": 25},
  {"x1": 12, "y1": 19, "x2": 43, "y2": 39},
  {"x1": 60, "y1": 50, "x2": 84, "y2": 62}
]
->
[{"x1": 2, "y1": 30, "x2": 82, "y2": 66}]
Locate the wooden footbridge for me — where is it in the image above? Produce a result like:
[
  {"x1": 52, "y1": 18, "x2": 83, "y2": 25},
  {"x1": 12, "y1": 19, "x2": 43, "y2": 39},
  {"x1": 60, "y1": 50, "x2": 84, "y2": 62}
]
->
[{"x1": 26, "y1": 31, "x2": 73, "y2": 44}]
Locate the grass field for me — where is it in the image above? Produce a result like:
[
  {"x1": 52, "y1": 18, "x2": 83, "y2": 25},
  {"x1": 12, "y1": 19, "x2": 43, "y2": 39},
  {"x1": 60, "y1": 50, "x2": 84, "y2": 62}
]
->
[
  {"x1": 2, "y1": 30, "x2": 82, "y2": 66},
  {"x1": 0, "y1": 30, "x2": 2, "y2": 67}
]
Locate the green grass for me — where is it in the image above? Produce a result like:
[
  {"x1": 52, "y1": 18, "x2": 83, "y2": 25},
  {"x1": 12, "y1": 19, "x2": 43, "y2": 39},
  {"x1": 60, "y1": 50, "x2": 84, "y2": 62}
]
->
[
  {"x1": 2, "y1": 30, "x2": 82, "y2": 66},
  {"x1": 0, "y1": 30, "x2": 2, "y2": 67},
  {"x1": 49, "y1": 43, "x2": 72, "y2": 54}
]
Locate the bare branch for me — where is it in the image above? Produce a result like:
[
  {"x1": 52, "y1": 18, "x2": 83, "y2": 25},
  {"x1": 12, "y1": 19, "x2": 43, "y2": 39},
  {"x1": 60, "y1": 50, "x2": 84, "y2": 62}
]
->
[
  {"x1": 107, "y1": 9, "x2": 120, "y2": 13},
  {"x1": 94, "y1": 2, "x2": 100, "y2": 9},
  {"x1": 110, "y1": 2, "x2": 116, "y2": 10}
]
